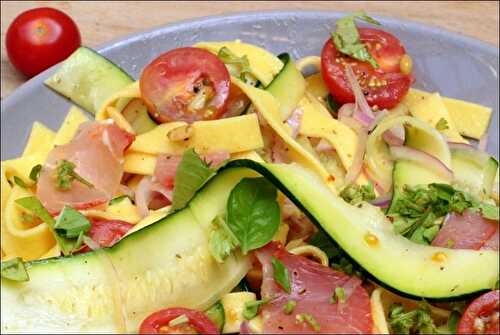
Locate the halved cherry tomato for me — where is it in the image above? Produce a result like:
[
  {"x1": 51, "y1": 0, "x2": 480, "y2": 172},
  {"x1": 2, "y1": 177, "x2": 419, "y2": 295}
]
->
[
  {"x1": 140, "y1": 47, "x2": 230, "y2": 124},
  {"x1": 457, "y1": 290, "x2": 499, "y2": 334},
  {"x1": 6, "y1": 7, "x2": 81, "y2": 78},
  {"x1": 139, "y1": 307, "x2": 219, "y2": 334},
  {"x1": 78, "y1": 219, "x2": 133, "y2": 253},
  {"x1": 321, "y1": 28, "x2": 412, "y2": 109}
]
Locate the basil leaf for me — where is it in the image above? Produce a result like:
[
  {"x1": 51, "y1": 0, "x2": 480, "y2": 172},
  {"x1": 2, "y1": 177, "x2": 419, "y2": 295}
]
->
[
  {"x1": 171, "y1": 149, "x2": 215, "y2": 211},
  {"x1": 109, "y1": 195, "x2": 129, "y2": 206},
  {"x1": 227, "y1": 178, "x2": 280, "y2": 254},
  {"x1": 1, "y1": 257, "x2": 29, "y2": 282},
  {"x1": 15, "y1": 196, "x2": 81, "y2": 255},
  {"x1": 271, "y1": 256, "x2": 291, "y2": 293},
  {"x1": 29, "y1": 164, "x2": 42, "y2": 183},
  {"x1": 54, "y1": 206, "x2": 91, "y2": 238},
  {"x1": 209, "y1": 215, "x2": 240, "y2": 263},
  {"x1": 332, "y1": 11, "x2": 381, "y2": 68},
  {"x1": 13, "y1": 176, "x2": 27, "y2": 189},
  {"x1": 242, "y1": 299, "x2": 268, "y2": 320}
]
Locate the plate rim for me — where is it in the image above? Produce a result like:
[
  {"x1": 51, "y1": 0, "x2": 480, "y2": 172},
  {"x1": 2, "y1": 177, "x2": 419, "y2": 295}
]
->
[{"x1": 2, "y1": 10, "x2": 498, "y2": 107}]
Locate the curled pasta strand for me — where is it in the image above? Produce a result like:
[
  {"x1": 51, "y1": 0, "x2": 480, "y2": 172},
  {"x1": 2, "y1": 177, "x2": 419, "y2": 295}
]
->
[{"x1": 288, "y1": 244, "x2": 329, "y2": 267}]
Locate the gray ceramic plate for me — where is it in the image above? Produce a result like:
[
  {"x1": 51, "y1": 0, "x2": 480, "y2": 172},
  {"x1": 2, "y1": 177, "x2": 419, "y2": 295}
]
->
[{"x1": 1, "y1": 11, "x2": 498, "y2": 160}]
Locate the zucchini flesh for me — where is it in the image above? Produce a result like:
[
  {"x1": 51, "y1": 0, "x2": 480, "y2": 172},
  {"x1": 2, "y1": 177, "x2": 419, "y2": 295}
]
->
[
  {"x1": 2, "y1": 161, "x2": 497, "y2": 333},
  {"x1": 451, "y1": 148, "x2": 499, "y2": 198},
  {"x1": 1, "y1": 168, "x2": 253, "y2": 333},
  {"x1": 265, "y1": 53, "x2": 306, "y2": 120},
  {"x1": 45, "y1": 47, "x2": 134, "y2": 114}
]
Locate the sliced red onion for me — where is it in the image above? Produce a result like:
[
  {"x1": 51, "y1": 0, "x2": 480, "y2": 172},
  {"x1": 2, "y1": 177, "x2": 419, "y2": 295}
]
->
[
  {"x1": 390, "y1": 146, "x2": 454, "y2": 181},
  {"x1": 135, "y1": 176, "x2": 153, "y2": 218},
  {"x1": 448, "y1": 142, "x2": 475, "y2": 150},
  {"x1": 341, "y1": 117, "x2": 368, "y2": 185},
  {"x1": 315, "y1": 138, "x2": 335, "y2": 152},
  {"x1": 369, "y1": 192, "x2": 393, "y2": 208},
  {"x1": 286, "y1": 108, "x2": 303, "y2": 139},
  {"x1": 369, "y1": 109, "x2": 389, "y2": 130},
  {"x1": 383, "y1": 125, "x2": 405, "y2": 146},
  {"x1": 345, "y1": 65, "x2": 375, "y2": 128},
  {"x1": 478, "y1": 132, "x2": 489, "y2": 152},
  {"x1": 363, "y1": 166, "x2": 390, "y2": 194},
  {"x1": 338, "y1": 103, "x2": 355, "y2": 121},
  {"x1": 118, "y1": 184, "x2": 135, "y2": 200},
  {"x1": 150, "y1": 183, "x2": 173, "y2": 202},
  {"x1": 240, "y1": 321, "x2": 254, "y2": 334}
]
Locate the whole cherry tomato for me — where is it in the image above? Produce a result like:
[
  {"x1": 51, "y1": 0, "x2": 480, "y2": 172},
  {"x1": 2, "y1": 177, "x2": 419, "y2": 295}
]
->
[{"x1": 6, "y1": 7, "x2": 81, "y2": 77}]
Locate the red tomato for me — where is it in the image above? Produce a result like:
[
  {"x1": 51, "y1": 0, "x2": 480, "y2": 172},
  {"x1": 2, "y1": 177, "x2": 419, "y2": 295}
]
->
[
  {"x1": 321, "y1": 28, "x2": 412, "y2": 109},
  {"x1": 457, "y1": 290, "x2": 499, "y2": 334},
  {"x1": 139, "y1": 307, "x2": 219, "y2": 334},
  {"x1": 6, "y1": 7, "x2": 81, "y2": 78},
  {"x1": 140, "y1": 47, "x2": 230, "y2": 124},
  {"x1": 78, "y1": 219, "x2": 133, "y2": 253}
]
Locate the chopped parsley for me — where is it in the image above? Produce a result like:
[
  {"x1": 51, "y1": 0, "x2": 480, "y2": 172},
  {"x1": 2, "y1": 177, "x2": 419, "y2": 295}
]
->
[
  {"x1": 1, "y1": 257, "x2": 29, "y2": 282},
  {"x1": 243, "y1": 299, "x2": 268, "y2": 320},
  {"x1": 331, "y1": 11, "x2": 381, "y2": 68},
  {"x1": 330, "y1": 287, "x2": 346, "y2": 304},
  {"x1": 217, "y1": 46, "x2": 253, "y2": 81},
  {"x1": 283, "y1": 300, "x2": 297, "y2": 315},
  {"x1": 271, "y1": 256, "x2": 291, "y2": 293},
  {"x1": 296, "y1": 313, "x2": 321, "y2": 332},
  {"x1": 208, "y1": 215, "x2": 239, "y2": 263},
  {"x1": 55, "y1": 160, "x2": 93, "y2": 190},
  {"x1": 13, "y1": 176, "x2": 27, "y2": 189},
  {"x1": 29, "y1": 164, "x2": 42, "y2": 183},
  {"x1": 340, "y1": 182, "x2": 376, "y2": 205},
  {"x1": 389, "y1": 183, "x2": 499, "y2": 245},
  {"x1": 435, "y1": 118, "x2": 449, "y2": 131},
  {"x1": 388, "y1": 302, "x2": 438, "y2": 334}
]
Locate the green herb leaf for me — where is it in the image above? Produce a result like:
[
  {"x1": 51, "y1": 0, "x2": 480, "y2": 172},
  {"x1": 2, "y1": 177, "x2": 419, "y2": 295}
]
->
[
  {"x1": 435, "y1": 118, "x2": 449, "y2": 131},
  {"x1": 15, "y1": 196, "x2": 83, "y2": 255},
  {"x1": 227, "y1": 178, "x2": 280, "y2": 254},
  {"x1": 478, "y1": 203, "x2": 499, "y2": 220},
  {"x1": 13, "y1": 176, "x2": 28, "y2": 189},
  {"x1": 1, "y1": 257, "x2": 29, "y2": 282},
  {"x1": 271, "y1": 256, "x2": 291, "y2": 293},
  {"x1": 330, "y1": 287, "x2": 346, "y2": 304},
  {"x1": 109, "y1": 195, "x2": 129, "y2": 206},
  {"x1": 340, "y1": 182, "x2": 376, "y2": 205},
  {"x1": 243, "y1": 299, "x2": 268, "y2": 320},
  {"x1": 29, "y1": 164, "x2": 42, "y2": 183},
  {"x1": 204, "y1": 301, "x2": 225, "y2": 332},
  {"x1": 331, "y1": 11, "x2": 381, "y2": 68},
  {"x1": 388, "y1": 302, "x2": 439, "y2": 334},
  {"x1": 209, "y1": 215, "x2": 240, "y2": 263},
  {"x1": 55, "y1": 160, "x2": 94, "y2": 190},
  {"x1": 54, "y1": 206, "x2": 91, "y2": 239},
  {"x1": 171, "y1": 149, "x2": 215, "y2": 211},
  {"x1": 283, "y1": 300, "x2": 297, "y2": 315},
  {"x1": 217, "y1": 47, "x2": 253, "y2": 81},
  {"x1": 447, "y1": 310, "x2": 461, "y2": 333},
  {"x1": 296, "y1": 314, "x2": 321, "y2": 332}
]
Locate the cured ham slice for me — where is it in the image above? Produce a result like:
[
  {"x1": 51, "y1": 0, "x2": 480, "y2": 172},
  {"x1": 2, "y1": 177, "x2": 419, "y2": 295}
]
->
[
  {"x1": 255, "y1": 242, "x2": 372, "y2": 334},
  {"x1": 37, "y1": 121, "x2": 134, "y2": 214},
  {"x1": 153, "y1": 151, "x2": 229, "y2": 187},
  {"x1": 431, "y1": 210, "x2": 498, "y2": 250}
]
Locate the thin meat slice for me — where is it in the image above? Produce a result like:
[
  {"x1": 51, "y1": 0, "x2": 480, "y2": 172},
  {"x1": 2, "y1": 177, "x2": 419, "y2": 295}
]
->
[
  {"x1": 255, "y1": 242, "x2": 372, "y2": 334},
  {"x1": 153, "y1": 151, "x2": 229, "y2": 187},
  {"x1": 431, "y1": 210, "x2": 498, "y2": 250},
  {"x1": 481, "y1": 228, "x2": 499, "y2": 251},
  {"x1": 37, "y1": 121, "x2": 134, "y2": 214}
]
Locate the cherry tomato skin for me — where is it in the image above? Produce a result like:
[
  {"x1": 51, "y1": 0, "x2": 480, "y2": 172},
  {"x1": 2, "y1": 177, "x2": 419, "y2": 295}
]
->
[
  {"x1": 6, "y1": 7, "x2": 81, "y2": 78},
  {"x1": 140, "y1": 47, "x2": 230, "y2": 124},
  {"x1": 321, "y1": 28, "x2": 412, "y2": 109},
  {"x1": 139, "y1": 307, "x2": 219, "y2": 334},
  {"x1": 457, "y1": 290, "x2": 499, "y2": 334},
  {"x1": 78, "y1": 219, "x2": 133, "y2": 253}
]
